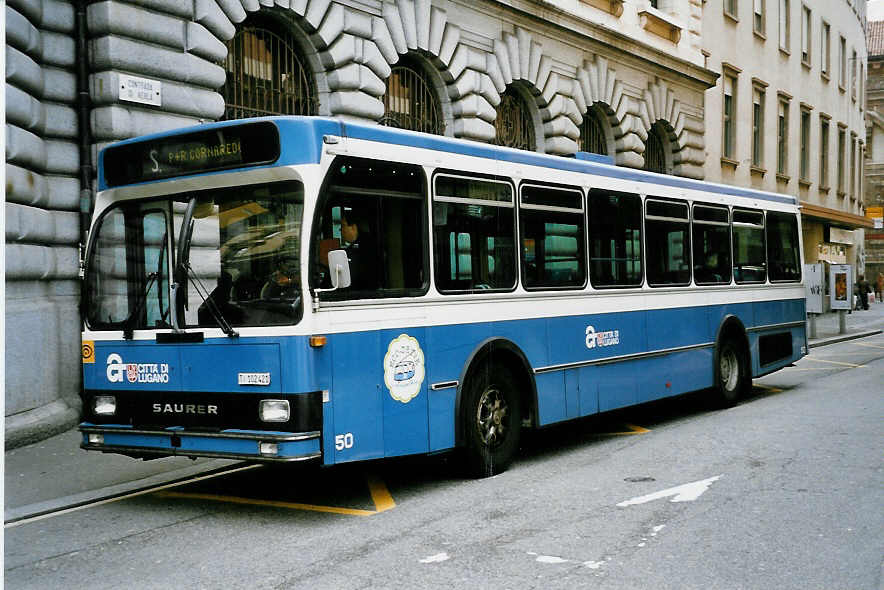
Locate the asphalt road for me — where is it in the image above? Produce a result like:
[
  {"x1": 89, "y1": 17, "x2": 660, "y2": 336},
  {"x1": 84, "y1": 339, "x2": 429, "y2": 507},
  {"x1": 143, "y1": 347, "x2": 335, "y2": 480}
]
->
[{"x1": 5, "y1": 335, "x2": 884, "y2": 589}]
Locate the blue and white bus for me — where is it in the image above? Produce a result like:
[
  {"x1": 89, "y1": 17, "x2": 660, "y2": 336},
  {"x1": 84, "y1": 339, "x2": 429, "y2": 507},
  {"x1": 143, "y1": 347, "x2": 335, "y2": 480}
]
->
[{"x1": 80, "y1": 117, "x2": 806, "y2": 476}]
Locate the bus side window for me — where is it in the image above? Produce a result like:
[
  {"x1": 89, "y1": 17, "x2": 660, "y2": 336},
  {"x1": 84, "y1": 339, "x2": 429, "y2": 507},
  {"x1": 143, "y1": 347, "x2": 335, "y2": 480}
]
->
[
  {"x1": 692, "y1": 204, "x2": 732, "y2": 285},
  {"x1": 645, "y1": 198, "x2": 690, "y2": 287},
  {"x1": 433, "y1": 174, "x2": 516, "y2": 293},
  {"x1": 588, "y1": 189, "x2": 643, "y2": 288},
  {"x1": 519, "y1": 183, "x2": 586, "y2": 290},
  {"x1": 313, "y1": 157, "x2": 428, "y2": 298},
  {"x1": 732, "y1": 209, "x2": 766, "y2": 283}
]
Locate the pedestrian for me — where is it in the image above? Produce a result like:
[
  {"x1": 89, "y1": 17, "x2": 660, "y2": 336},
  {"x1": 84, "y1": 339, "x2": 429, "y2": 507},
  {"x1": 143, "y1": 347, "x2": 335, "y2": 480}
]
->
[
  {"x1": 876, "y1": 272, "x2": 884, "y2": 304},
  {"x1": 856, "y1": 274, "x2": 871, "y2": 311}
]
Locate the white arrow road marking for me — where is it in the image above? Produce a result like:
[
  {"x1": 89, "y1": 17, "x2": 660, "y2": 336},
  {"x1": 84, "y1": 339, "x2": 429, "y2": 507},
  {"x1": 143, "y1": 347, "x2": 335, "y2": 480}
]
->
[
  {"x1": 617, "y1": 475, "x2": 722, "y2": 507},
  {"x1": 419, "y1": 552, "x2": 450, "y2": 563}
]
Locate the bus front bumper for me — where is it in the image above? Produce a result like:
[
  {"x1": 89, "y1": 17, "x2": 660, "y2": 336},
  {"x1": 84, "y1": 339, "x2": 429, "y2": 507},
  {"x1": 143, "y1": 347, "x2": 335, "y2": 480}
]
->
[{"x1": 79, "y1": 423, "x2": 321, "y2": 463}]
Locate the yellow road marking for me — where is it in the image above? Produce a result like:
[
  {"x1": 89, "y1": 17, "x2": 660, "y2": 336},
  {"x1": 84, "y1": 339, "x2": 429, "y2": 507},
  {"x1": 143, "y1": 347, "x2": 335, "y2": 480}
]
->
[
  {"x1": 854, "y1": 342, "x2": 884, "y2": 350},
  {"x1": 805, "y1": 357, "x2": 864, "y2": 368},
  {"x1": 155, "y1": 491, "x2": 379, "y2": 516},
  {"x1": 753, "y1": 384, "x2": 783, "y2": 393},
  {"x1": 156, "y1": 472, "x2": 396, "y2": 517},
  {"x1": 601, "y1": 423, "x2": 650, "y2": 436},
  {"x1": 366, "y1": 473, "x2": 396, "y2": 513}
]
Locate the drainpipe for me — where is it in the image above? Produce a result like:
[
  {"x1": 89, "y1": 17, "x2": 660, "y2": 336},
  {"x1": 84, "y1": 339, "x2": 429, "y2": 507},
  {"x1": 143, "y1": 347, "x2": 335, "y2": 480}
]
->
[{"x1": 75, "y1": 0, "x2": 93, "y2": 270}]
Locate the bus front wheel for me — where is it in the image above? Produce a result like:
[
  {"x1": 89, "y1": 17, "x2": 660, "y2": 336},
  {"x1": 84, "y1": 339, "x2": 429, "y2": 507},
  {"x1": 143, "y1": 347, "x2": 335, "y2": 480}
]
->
[
  {"x1": 716, "y1": 339, "x2": 748, "y2": 407},
  {"x1": 462, "y1": 366, "x2": 521, "y2": 478}
]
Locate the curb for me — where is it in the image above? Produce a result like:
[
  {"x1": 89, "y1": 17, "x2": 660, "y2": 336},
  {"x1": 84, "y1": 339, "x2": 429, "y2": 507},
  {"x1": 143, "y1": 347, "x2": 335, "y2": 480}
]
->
[
  {"x1": 5, "y1": 400, "x2": 80, "y2": 451},
  {"x1": 808, "y1": 329, "x2": 884, "y2": 349}
]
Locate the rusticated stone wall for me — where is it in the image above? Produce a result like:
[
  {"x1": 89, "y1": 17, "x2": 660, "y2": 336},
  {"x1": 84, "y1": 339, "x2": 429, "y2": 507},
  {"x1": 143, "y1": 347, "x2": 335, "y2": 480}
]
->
[{"x1": 5, "y1": 0, "x2": 713, "y2": 446}]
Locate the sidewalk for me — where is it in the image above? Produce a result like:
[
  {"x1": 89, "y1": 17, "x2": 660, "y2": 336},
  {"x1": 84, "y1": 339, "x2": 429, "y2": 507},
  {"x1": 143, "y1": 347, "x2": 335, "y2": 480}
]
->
[{"x1": 6, "y1": 301, "x2": 884, "y2": 523}]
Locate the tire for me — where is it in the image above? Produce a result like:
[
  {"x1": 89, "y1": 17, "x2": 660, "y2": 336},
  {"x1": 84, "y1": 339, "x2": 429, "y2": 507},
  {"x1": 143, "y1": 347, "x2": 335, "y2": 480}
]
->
[
  {"x1": 462, "y1": 365, "x2": 521, "y2": 478},
  {"x1": 715, "y1": 338, "x2": 748, "y2": 407}
]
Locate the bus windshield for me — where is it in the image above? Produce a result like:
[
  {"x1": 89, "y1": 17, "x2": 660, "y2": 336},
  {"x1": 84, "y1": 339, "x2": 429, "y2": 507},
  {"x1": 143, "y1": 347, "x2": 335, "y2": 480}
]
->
[{"x1": 85, "y1": 181, "x2": 304, "y2": 331}]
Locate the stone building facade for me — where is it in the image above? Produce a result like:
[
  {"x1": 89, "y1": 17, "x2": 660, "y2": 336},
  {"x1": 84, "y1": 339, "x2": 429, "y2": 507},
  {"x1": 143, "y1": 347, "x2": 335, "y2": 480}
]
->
[
  {"x1": 701, "y1": 0, "x2": 871, "y2": 275},
  {"x1": 865, "y1": 20, "x2": 884, "y2": 289},
  {"x1": 5, "y1": 0, "x2": 721, "y2": 444}
]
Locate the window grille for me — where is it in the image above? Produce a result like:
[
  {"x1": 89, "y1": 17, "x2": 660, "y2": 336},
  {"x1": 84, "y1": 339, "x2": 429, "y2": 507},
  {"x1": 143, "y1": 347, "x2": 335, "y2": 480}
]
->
[
  {"x1": 222, "y1": 25, "x2": 317, "y2": 120},
  {"x1": 381, "y1": 62, "x2": 444, "y2": 135},
  {"x1": 494, "y1": 90, "x2": 536, "y2": 151},
  {"x1": 579, "y1": 110, "x2": 608, "y2": 155},
  {"x1": 644, "y1": 124, "x2": 666, "y2": 173}
]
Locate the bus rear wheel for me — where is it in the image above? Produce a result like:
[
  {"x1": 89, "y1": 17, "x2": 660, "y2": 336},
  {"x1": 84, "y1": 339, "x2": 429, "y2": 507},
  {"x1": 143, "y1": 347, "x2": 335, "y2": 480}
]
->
[
  {"x1": 716, "y1": 339, "x2": 747, "y2": 407},
  {"x1": 463, "y1": 366, "x2": 521, "y2": 478}
]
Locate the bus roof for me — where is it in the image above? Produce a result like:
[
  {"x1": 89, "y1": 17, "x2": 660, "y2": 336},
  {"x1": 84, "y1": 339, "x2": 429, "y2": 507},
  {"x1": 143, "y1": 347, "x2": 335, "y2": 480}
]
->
[{"x1": 98, "y1": 116, "x2": 798, "y2": 205}]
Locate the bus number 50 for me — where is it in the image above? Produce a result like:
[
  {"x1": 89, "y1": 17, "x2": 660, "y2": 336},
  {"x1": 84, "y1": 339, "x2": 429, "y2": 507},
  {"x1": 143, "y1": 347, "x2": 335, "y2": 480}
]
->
[{"x1": 335, "y1": 433, "x2": 354, "y2": 451}]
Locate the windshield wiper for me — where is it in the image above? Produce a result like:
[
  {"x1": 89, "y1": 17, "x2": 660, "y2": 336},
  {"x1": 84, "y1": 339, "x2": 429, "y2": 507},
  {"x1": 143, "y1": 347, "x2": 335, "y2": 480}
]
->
[
  {"x1": 171, "y1": 197, "x2": 237, "y2": 338},
  {"x1": 180, "y1": 261, "x2": 239, "y2": 338},
  {"x1": 123, "y1": 272, "x2": 158, "y2": 340}
]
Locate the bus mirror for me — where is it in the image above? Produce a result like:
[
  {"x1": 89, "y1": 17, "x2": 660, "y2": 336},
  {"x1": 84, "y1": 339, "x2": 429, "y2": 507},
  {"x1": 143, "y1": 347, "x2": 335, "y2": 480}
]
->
[{"x1": 327, "y1": 249, "x2": 351, "y2": 289}]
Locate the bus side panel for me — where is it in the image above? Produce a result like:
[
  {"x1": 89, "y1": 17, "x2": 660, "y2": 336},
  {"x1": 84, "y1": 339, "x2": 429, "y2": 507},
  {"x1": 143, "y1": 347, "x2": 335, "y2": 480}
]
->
[
  {"x1": 535, "y1": 372, "x2": 566, "y2": 425},
  {"x1": 379, "y1": 327, "x2": 429, "y2": 458},
  {"x1": 312, "y1": 335, "x2": 336, "y2": 465},
  {"x1": 641, "y1": 305, "x2": 715, "y2": 401},
  {"x1": 329, "y1": 331, "x2": 384, "y2": 463},
  {"x1": 596, "y1": 364, "x2": 637, "y2": 412}
]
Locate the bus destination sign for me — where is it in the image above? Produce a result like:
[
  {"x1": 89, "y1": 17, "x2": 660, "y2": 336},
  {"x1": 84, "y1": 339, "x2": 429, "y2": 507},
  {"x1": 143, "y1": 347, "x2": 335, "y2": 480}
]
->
[{"x1": 103, "y1": 121, "x2": 280, "y2": 187}]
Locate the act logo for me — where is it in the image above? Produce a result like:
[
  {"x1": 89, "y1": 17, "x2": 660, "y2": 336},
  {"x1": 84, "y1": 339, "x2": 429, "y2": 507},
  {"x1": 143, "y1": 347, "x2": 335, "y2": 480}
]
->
[
  {"x1": 585, "y1": 325, "x2": 621, "y2": 349},
  {"x1": 105, "y1": 353, "x2": 170, "y2": 384}
]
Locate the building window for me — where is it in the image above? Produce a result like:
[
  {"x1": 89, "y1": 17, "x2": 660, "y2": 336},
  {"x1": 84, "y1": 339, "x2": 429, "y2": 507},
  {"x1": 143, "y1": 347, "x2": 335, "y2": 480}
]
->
[
  {"x1": 800, "y1": 5, "x2": 811, "y2": 65},
  {"x1": 850, "y1": 132, "x2": 857, "y2": 198},
  {"x1": 837, "y1": 124, "x2": 846, "y2": 194},
  {"x1": 579, "y1": 108, "x2": 609, "y2": 155},
  {"x1": 851, "y1": 49, "x2": 857, "y2": 100},
  {"x1": 381, "y1": 57, "x2": 444, "y2": 135},
  {"x1": 752, "y1": 85, "x2": 765, "y2": 168},
  {"x1": 723, "y1": 72, "x2": 737, "y2": 159},
  {"x1": 754, "y1": 0, "x2": 765, "y2": 35},
  {"x1": 778, "y1": 0, "x2": 790, "y2": 52},
  {"x1": 819, "y1": 116, "x2": 830, "y2": 188},
  {"x1": 222, "y1": 22, "x2": 317, "y2": 120},
  {"x1": 494, "y1": 88, "x2": 536, "y2": 151},
  {"x1": 777, "y1": 96, "x2": 789, "y2": 176},
  {"x1": 725, "y1": 0, "x2": 738, "y2": 20},
  {"x1": 799, "y1": 107, "x2": 810, "y2": 181},
  {"x1": 644, "y1": 123, "x2": 667, "y2": 174},
  {"x1": 821, "y1": 21, "x2": 831, "y2": 78},
  {"x1": 839, "y1": 36, "x2": 847, "y2": 89}
]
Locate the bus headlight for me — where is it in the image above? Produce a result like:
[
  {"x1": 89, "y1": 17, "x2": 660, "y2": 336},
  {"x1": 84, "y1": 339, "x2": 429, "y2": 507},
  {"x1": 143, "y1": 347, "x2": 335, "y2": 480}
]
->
[
  {"x1": 93, "y1": 395, "x2": 117, "y2": 416},
  {"x1": 259, "y1": 400, "x2": 290, "y2": 423}
]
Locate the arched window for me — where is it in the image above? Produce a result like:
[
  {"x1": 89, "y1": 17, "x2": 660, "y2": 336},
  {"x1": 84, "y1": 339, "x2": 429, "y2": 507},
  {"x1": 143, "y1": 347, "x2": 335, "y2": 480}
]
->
[
  {"x1": 579, "y1": 108, "x2": 608, "y2": 155},
  {"x1": 221, "y1": 20, "x2": 317, "y2": 120},
  {"x1": 494, "y1": 87, "x2": 536, "y2": 151},
  {"x1": 381, "y1": 56, "x2": 444, "y2": 135},
  {"x1": 644, "y1": 122, "x2": 668, "y2": 173}
]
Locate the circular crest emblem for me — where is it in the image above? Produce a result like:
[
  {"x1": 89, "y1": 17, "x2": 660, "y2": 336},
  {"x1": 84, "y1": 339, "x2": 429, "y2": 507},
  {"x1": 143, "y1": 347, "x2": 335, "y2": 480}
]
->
[{"x1": 383, "y1": 334, "x2": 425, "y2": 403}]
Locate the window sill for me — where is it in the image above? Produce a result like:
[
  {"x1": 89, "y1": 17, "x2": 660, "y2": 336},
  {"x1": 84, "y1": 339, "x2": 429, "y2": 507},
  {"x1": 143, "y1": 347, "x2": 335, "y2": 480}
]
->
[
  {"x1": 753, "y1": 29, "x2": 766, "y2": 41},
  {"x1": 720, "y1": 156, "x2": 739, "y2": 169},
  {"x1": 638, "y1": 8, "x2": 683, "y2": 43},
  {"x1": 821, "y1": 71, "x2": 830, "y2": 83},
  {"x1": 801, "y1": 59, "x2": 811, "y2": 70},
  {"x1": 819, "y1": 185, "x2": 830, "y2": 194},
  {"x1": 837, "y1": 189, "x2": 846, "y2": 198},
  {"x1": 579, "y1": 0, "x2": 624, "y2": 17},
  {"x1": 724, "y1": 11, "x2": 739, "y2": 24},
  {"x1": 798, "y1": 178, "x2": 812, "y2": 188},
  {"x1": 750, "y1": 165, "x2": 766, "y2": 176},
  {"x1": 779, "y1": 46, "x2": 791, "y2": 57},
  {"x1": 776, "y1": 173, "x2": 791, "y2": 184}
]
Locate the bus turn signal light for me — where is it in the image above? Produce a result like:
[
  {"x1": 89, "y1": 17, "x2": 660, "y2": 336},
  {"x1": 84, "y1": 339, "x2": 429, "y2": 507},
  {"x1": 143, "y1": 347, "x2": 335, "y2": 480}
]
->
[{"x1": 309, "y1": 336, "x2": 327, "y2": 348}]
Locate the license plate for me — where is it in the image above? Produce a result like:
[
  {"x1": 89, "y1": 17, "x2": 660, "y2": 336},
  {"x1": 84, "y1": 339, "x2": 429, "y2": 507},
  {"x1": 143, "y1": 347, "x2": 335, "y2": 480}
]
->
[{"x1": 238, "y1": 372, "x2": 271, "y2": 386}]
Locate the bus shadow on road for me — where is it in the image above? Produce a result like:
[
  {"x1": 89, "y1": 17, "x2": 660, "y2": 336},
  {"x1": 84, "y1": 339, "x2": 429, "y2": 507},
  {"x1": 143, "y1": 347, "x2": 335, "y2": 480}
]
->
[{"x1": 148, "y1": 385, "x2": 791, "y2": 516}]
